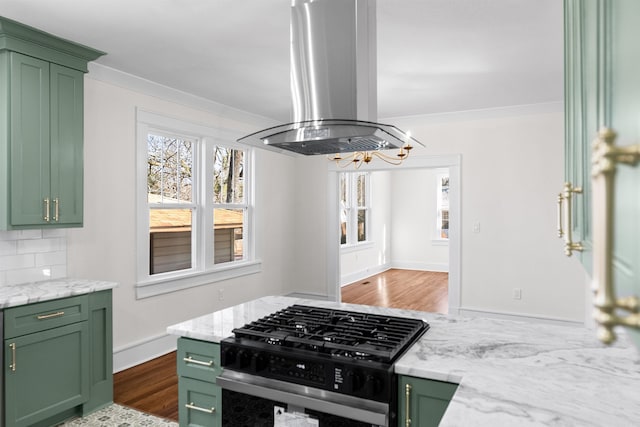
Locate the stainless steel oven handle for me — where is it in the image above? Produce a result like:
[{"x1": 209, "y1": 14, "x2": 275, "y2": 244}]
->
[{"x1": 217, "y1": 369, "x2": 389, "y2": 426}]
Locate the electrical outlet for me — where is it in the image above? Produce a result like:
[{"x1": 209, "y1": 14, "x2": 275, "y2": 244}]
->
[
  {"x1": 513, "y1": 288, "x2": 522, "y2": 300},
  {"x1": 218, "y1": 288, "x2": 224, "y2": 301}
]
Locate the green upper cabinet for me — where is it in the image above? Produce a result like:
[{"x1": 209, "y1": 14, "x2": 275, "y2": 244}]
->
[
  {"x1": 564, "y1": 0, "x2": 640, "y2": 348},
  {"x1": 0, "y1": 16, "x2": 104, "y2": 229},
  {"x1": 563, "y1": 0, "x2": 600, "y2": 273}
]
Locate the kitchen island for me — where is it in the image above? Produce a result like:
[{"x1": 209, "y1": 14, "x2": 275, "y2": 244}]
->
[{"x1": 167, "y1": 295, "x2": 640, "y2": 426}]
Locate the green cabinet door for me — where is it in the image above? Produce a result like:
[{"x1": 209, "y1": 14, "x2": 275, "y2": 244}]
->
[
  {"x1": 50, "y1": 63, "x2": 84, "y2": 226},
  {"x1": 9, "y1": 52, "x2": 51, "y2": 227},
  {"x1": 564, "y1": 0, "x2": 640, "y2": 348},
  {"x1": 83, "y1": 290, "x2": 114, "y2": 414},
  {"x1": 563, "y1": 0, "x2": 599, "y2": 272},
  {"x1": 600, "y1": 0, "x2": 640, "y2": 348},
  {"x1": 178, "y1": 377, "x2": 222, "y2": 427},
  {"x1": 398, "y1": 376, "x2": 458, "y2": 427},
  {"x1": 4, "y1": 322, "x2": 90, "y2": 427}
]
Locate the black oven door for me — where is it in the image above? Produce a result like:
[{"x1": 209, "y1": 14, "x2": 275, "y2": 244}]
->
[{"x1": 218, "y1": 370, "x2": 388, "y2": 427}]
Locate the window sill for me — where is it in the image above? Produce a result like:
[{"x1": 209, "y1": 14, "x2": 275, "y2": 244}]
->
[
  {"x1": 340, "y1": 242, "x2": 374, "y2": 254},
  {"x1": 135, "y1": 260, "x2": 262, "y2": 299},
  {"x1": 431, "y1": 239, "x2": 449, "y2": 246}
]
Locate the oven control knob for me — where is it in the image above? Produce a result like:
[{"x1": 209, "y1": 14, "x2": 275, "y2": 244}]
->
[
  {"x1": 251, "y1": 353, "x2": 268, "y2": 372},
  {"x1": 221, "y1": 348, "x2": 236, "y2": 366},
  {"x1": 349, "y1": 370, "x2": 365, "y2": 392},
  {"x1": 364, "y1": 374, "x2": 382, "y2": 397},
  {"x1": 237, "y1": 350, "x2": 251, "y2": 369}
]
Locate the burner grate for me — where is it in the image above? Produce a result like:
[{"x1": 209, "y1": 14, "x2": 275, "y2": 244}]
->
[{"x1": 232, "y1": 304, "x2": 428, "y2": 363}]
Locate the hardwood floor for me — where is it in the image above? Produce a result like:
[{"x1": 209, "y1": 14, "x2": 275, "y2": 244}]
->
[
  {"x1": 113, "y1": 269, "x2": 447, "y2": 421},
  {"x1": 113, "y1": 351, "x2": 179, "y2": 421},
  {"x1": 341, "y1": 269, "x2": 449, "y2": 313}
]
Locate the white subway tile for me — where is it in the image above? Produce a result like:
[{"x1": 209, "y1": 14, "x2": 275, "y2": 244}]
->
[
  {"x1": 50, "y1": 264, "x2": 67, "y2": 279},
  {"x1": 0, "y1": 271, "x2": 6, "y2": 286},
  {"x1": 0, "y1": 240, "x2": 17, "y2": 256},
  {"x1": 5, "y1": 266, "x2": 50, "y2": 285},
  {"x1": 35, "y1": 250, "x2": 67, "y2": 267},
  {"x1": 17, "y1": 230, "x2": 43, "y2": 240},
  {"x1": 0, "y1": 230, "x2": 22, "y2": 241},
  {"x1": 0, "y1": 254, "x2": 35, "y2": 271},
  {"x1": 43, "y1": 229, "x2": 67, "y2": 238},
  {"x1": 17, "y1": 237, "x2": 65, "y2": 254}
]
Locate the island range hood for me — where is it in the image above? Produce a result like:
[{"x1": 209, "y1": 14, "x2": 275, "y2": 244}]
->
[{"x1": 237, "y1": 0, "x2": 422, "y2": 156}]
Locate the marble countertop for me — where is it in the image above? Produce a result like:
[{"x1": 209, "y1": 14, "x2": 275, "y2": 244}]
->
[
  {"x1": 0, "y1": 278, "x2": 118, "y2": 308},
  {"x1": 167, "y1": 295, "x2": 640, "y2": 426}
]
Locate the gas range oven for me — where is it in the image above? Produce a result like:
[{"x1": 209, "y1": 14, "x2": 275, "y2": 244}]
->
[{"x1": 216, "y1": 304, "x2": 429, "y2": 426}]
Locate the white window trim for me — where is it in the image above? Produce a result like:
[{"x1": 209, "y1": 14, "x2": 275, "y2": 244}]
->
[{"x1": 135, "y1": 109, "x2": 260, "y2": 299}]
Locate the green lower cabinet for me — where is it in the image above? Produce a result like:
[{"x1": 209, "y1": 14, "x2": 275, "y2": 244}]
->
[
  {"x1": 177, "y1": 338, "x2": 222, "y2": 427},
  {"x1": 3, "y1": 290, "x2": 113, "y2": 426},
  {"x1": 83, "y1": 290, "x2": 114, "y2": 414},
  {"x1": 4, "y1": 322, "x2": 90, "y2": 427},
  {"x1": 398, "y1": 376, "x2": 458, "y2": 427},
  {"x1": 179, "y1": 377, "x2": 222, "y2": 427}
]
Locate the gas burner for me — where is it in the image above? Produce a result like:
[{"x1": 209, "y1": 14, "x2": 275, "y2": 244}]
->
[{"x1": 230, "y1": 304, "x2": 429, "y2": 364}]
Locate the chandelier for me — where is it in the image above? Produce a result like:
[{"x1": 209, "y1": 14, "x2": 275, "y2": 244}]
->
[{"x1": 328, "y1": 142, "x2": 414, "y2": 169}]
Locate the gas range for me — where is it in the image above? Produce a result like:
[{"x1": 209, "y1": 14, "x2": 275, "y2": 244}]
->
[{"x1": 218, "y1": 304, "x2": 428, "y2": 425}]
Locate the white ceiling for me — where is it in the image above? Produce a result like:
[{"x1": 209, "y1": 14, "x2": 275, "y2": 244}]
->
[{"x1": 0, "y1": 0, "x2": 563, "y2": 122}]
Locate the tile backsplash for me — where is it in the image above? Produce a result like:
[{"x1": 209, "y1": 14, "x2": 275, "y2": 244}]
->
[{"x1": 0, "y1": 229, "x2": 67, "y2": 287}]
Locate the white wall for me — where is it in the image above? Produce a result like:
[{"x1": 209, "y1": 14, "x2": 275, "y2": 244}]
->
[
  {"x1": 390, "y1": 168, "x2": 449, "y2": 272},
  {"x1": 66, "y1": 72, "x2": 296, "y2": 369},
  {"x1": 292, "y1": 106, "x2": 588, "y2": 323}
]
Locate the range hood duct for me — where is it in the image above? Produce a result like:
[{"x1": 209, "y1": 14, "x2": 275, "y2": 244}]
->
[{"x1": 237, "y1": 0, "x2": 422, "y2": 156}]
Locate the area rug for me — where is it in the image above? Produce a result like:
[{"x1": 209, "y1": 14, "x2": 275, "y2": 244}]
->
[{"x1": 58, "y1": 404, "x2": 177, "y2": 426}]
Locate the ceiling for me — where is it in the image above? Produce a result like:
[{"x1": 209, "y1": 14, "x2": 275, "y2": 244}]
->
[{"x1": 0, "y1": 0, "x2": 563, "y2": 123}]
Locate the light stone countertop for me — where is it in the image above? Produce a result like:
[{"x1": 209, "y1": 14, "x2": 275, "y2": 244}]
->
[
  {"x1": 167, "y1": 295, "x2": 640, "y2": 427},
  {"x1": 0, "y1": 278, "x2": 118, "y2": 308}
]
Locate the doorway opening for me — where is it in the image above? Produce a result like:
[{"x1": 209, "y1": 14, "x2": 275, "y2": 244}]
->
[{"x1": 327, "y1": 154, "x2": 461, "y2": 315}]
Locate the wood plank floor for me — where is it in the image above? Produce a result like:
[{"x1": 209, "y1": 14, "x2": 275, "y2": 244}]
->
[
  {"x1": 113, "y1": 351, "x2": 179, "y2": 421},
  {"x1": 341, "y1": 269, "x2": 449, "y2": 313},
  {"x1": 113, "y1": 269, "x2": 448, "y2": 421}
]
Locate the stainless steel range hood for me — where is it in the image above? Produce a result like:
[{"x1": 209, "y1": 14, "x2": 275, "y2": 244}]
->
[{"x1": 237, "y1": 0, "x2": 422, "y2": 156}]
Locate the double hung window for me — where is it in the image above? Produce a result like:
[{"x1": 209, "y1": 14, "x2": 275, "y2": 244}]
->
[
  {"x1": 136, "y1": 111, "x2": 257, "y2": 297},
  {"x1": 340, "y1": 172, "x2": 370, "y2": 246},
  {"x1": 436, "y1": 173, "x2": 449, "y2": 239}
]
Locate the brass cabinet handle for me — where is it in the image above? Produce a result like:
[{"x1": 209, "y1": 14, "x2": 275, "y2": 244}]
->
[
  {"x1": 185, "y1": 402, "x2": 215, "y2": 414},
  {"x1": 561, "y1": 182, "x2": 584, "y2": 256},
  {"x1": 44, "y1": 198, "x2": 50, "y2": 222},
  {"x1": 9, "y1": 343, "x2": 16, "y2": 372},
  {"x1": 556, "y1": 192, "x2": 564, "y2": 238},
  {"x1": 36, "y1": 311, "x2": 65, "y2": 320},
  {"x1": 591, "y1": 128, "x2": 640, "y2": 344},
  {"x1": 183, "y1": 356, "x2": 214, "y2": 367},
  {"x1": 405, "y1": 383, "x2": 412, "y2": 427},
  {"x1": 53, "y1": 198, "x2": 59, "y2": 222}
]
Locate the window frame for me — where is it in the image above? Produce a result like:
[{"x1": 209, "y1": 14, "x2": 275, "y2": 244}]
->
[
  {"x1": 135, "y1": 110, "x2": 260, "y2": 299},
  {"x1": 435, "y1": 171, "x2": 450, "y2": 243},
  {"x1": 339, "y1": 171, "x2": 371, "y2": 248}
]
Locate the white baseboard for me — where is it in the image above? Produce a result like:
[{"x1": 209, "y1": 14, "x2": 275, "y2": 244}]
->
[
  {"x1": 284, "y1": 292, "x2": 330, "y2": 301},
  {"x1": 340, "y1": 265, "x2": 390, "y2": 287},
  {"x1": 390, "y1": 261, "x2": 449, "y2": 273},
  {"x1": 113, "y1": 333, "x2": 178, "y2": 373},
  {"x1": 458, "y1": 307, "x2": 584, "y2": 327}
]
